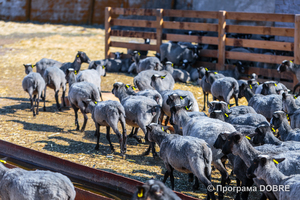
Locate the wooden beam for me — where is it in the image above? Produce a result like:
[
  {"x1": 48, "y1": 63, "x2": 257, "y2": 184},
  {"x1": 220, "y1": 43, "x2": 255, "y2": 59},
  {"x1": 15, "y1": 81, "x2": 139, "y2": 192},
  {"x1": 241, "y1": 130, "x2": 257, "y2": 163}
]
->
[
  {"x1": 164, "y1": 34, "x2": 218, "y2": 45},
  {"x1": 163, "y1": 9, "x2": 219, "y2": 19},
  {"x1": 88, "y1": 0, "x2": 96, "y2": 25},
  {"x1": 247, "y1": 67, "x2": 294, "y2": 80},
  {"x1": 156, "y1": 9, "x2": 163, "y2": 53},
  {"x1": 110, "y1": 41, "x2": 157, "y2": 51},
  {"x1": 226, "y1": 38, "x2": 294, "y2": 51},
  {"x1": 199, "y1": 49, "x2": 218, "y2": 58},
  {"x1": 111, "y1": 19, "x2": 156, "y2": 28},
  {"x1": 195, "y1": 61, "x2": 217, "y2": 70},
  {"x1": 163, "y1": 21, "x2": 218, "y2": 32},
  {"x1": 218, "y1": 10, "x2": 226, "y2": 71},
  {"x1": 294, "y1": 14, "x2": 300, "y2": 65},
  {"x1": 226, "y1": 12, "x2": 295, "y2": 23},
  {"x1": 110, "y1": 30, "x2": 157, "y2": 39},
  {"x1": 226, "y1": 25, "x2": 294, "y2": 37},
  {"x1": 111, "y1": 8, "x2": 156, "y2": 16},
  {"x1": 25, "y1": 0, "x2": 32, "y2": 21},
  {"x1": 225, "y1": 51, "x2": 294, "y2": 64},
  {"x1": 105, "y1": 7, "x2": 111, "y2": 59}
]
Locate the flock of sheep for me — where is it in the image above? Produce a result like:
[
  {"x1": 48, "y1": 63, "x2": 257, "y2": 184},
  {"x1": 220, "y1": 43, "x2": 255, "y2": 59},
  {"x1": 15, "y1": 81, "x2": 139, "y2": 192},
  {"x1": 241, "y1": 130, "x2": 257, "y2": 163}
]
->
[{"x1": 12, "y1": 37, "x2": 300, "y2": 200}]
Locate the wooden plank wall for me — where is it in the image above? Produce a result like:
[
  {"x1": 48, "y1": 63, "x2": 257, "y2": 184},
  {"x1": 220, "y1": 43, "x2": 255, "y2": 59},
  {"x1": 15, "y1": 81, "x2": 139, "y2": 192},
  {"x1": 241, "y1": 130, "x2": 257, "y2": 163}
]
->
[{"x1": 105, "y1": 7, "x2": 299, "y2": 89}]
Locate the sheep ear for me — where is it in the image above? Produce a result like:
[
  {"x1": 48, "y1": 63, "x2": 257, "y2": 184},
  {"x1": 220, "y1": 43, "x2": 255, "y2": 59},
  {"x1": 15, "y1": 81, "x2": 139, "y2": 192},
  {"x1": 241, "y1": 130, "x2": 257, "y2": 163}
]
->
[
  {"x1": 162, "y1": 126, "x2": 170, "y2": 131},
  {"x1": 272, "y1": 157, "x2": 285, "y2": 164},
  {"x1": 180, "y1": 95, "x2": 187, "y2": 100},
  {"x1": 259, "y1": 157, "x2": 268, "y2": 166},
  {"x1": 23, "y1": 64, "x2": 26, "y2": 67},
  {"x1": 282, "y1": 92, "x2": 287, "y2": 99},
  {"x1": 220, "y1": 132, "x2": 228, "y2": 140},
  {"x1": 233, "y1": 133, "x2": 241, "y2": 143},
  {"x1": 241, "y1": 83, "x2": 247, "y2": 89},
  {"x1": 273, "y1": 113, "x2": 280, "y2": 118}
]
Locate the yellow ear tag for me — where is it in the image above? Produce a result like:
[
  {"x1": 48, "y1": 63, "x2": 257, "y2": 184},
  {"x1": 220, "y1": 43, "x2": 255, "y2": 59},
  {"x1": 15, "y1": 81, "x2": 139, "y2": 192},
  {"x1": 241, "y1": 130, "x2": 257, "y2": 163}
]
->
[
  {"x1": 161, "y1": 76, "x2": 166, "y2": 79},
  {"x1": 272, "y1": 127, "x2": 276, "y2": 132},
  {"x1": 185, "y1": 106, "x2": 189, "y2": 110},
  {"x1": 94, "y1": 101, "x2": 97, "y2": 104},
  {"x1": 161, "y1": 127, "x2": 164, "y2": 131},
  {"x1": 77, "y1": 55, "x2": 79, "y2": 57},
  {"x1": 138, "y1": 188, "x2": 143, "y2": 198},
  {"x1": 132, "y1": 86, "x2": 136, "y2": 90},
  {"x1": 225, "y1": 113, "x2": 229, "y2": 117},
  {"x1": 290, "y1": 60, "x2": 293, "y2": 63},
  {"x1": 102, "y1": 65, "x2": 105, "y2": 69},
  {"x1": 205, "y1": 68, "x2": 208, "y2": 71},
  {"x1": 180, "y1": 96, "x2": 183, "y2": 100},
  {"x1": 273, "y1": 159, "x2": 279, "y2": 164},
  {"x1": 249, "y1": 85, "x2": 252, "y2": 89},
  {"x1": 275, "y1": 83, "x2": 277, "y2": 86},
  {"x1": 75, "y1": 71, "x2": 77, "y2": 75},
  {"x1": 32, "y1": 65, "x2": 35, "y2": 68},
  {"x1": 228, "y1": 104, "x2": 230, "y2": 109},
  {"x1": 286, "y1": 114, "x2": 289, "y2": 120},
  {"x1": 245, "y1": 136, "x2": 251, "y2": 140},
  {"x1": 0, "y1": 160, "x2": 6, "y2": 164},
  {"x1": 138, "y1": 52, "x2": 141, "y2": 56},
  {"x1": 171, "y1": 63, "x2": 174, "y2": 67},
  {"x1": 257, "y1": 82, "x2": 260, "y2": 85},
  {"x1": 214, "y1": 72, "x2": 218, "y2": 74},
  {"x1": 126, "y1": 85, "x2": 130, "y2": 88},
  {"x1": 294, "y1": 95, "x2": 297, "y2": 99}
]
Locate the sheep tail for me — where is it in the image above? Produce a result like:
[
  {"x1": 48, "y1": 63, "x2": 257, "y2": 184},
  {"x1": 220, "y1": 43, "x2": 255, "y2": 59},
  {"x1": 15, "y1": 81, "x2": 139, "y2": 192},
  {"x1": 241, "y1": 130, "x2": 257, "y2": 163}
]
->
[
  {"x1": 117, "y1": 104, "x2": 126, "y2": 118},
  {"x1": 232, "y1": 81, "x2": 239, "y2": 94},
  {"x1": 203, "y1": 144, "x2": 211, "y2": 164}
]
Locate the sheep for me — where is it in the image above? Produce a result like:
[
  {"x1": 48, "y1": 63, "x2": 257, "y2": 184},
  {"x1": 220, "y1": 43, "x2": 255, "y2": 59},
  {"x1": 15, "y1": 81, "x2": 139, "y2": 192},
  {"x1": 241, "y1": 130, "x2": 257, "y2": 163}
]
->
[
  {"x1": 205, "y1": 71, "x2": 239, "y2": 106},
  {"x1": 180, "y1": 60, "x2": 199, "y2": 82},
  {"x1": 218, "y1": 61, "x2": 246, "y2": 80},
  {"x1": 198, "y1": 67, "x2": 225, "y2": 111},
  {"x1": 161, "y1": 61, "x2": 174, "y2": 74},
  {"x1": 60, "y1": 51, "x2": 91, "y2": 74},
  {"x1": 160, "y1": 42, "x2": 198, "y2": 66},
  {"x1": 76, "y1": 64, "x2": 105, "y2": 101},
  {"x1": 131, "y1": 51, "x2": 162, "y2": 73},
  {"x1": 22, "y1": 64, "x2": 46, "y2": 116},
  {"x1": 208, "y1": 101, "x2": 256, "y2": 115},
  {"x1": 146, "y1": 123, "x2": 215, "y2": 199},
  {"x1": 247, "y1": 155, "x2": 300, "y2": 200},
  {"x1": 277, "y1": 60, "x2": 300, "y2": 93},
  {"x1": 43, "y1": 66, "x2": 67, "y2": 111},
  {"x1": 270, "y1": 110, "x2": 300, "y2": 141},
  {"x1": 247, "y1": 79, "x2": 260, "y2": 94},
  {"x1": 169, "y1": 103, "x2": 236, "y2": 199},
  {"x1": 127, "y1": 38, "x2": 150, "y2": 56},
  {"x1": 133, "y1": 70, "x2": 174, "y2": 91},
  {"x1": 67, "y1": 68, "x2": 101, "y2": 132},
  {"x1": 131, "y1": 179, "x2": 181, "y2": 200},
  {"x1": 30, "y1": 58, "x2": 62, "y2": 77},
  {"x1": 260, "y1": 81, "x2": 288, "y2": 95},
  {"x1": 282, "y1": 92, "x2": 300, "y2": 128},
  {"x1": 112, "y1": 82, "x2": 161, "y2": 157},
  {"x1": 84, "y1": 99, "x2": 127, "y2": 157},
  {"x1": 239, "y1": 83, "x2": 282, "y2": 120},
  {"x1": 128, "y1": 62, "x2": 137, "y2": 74},
  {"x1": 0, "y1": 162, "x2": 76, "y2": 200},
  {"x1": 163, "y1": 61, "x2": 191, "y2": 83}
]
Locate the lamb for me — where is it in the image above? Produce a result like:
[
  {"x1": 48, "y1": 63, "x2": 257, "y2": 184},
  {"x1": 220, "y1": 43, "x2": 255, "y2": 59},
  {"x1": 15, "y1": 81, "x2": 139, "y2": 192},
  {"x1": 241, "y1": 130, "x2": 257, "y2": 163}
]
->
[
  {"x1": 76, "y1": 64, "x2": 105, "y2": 101},
  {"x1": 208, "y1": 101, "x2": 256, "y2": 115},
  {"x1": 43, "y1": 65, "x2": 67, "y2": 111},
  {"x1": 160, "y1": 42, "x2": 198, "y2": 66},
  {"x1": 30, "y1": 58, "x2": 62, "y2": 77},
  {"x1": 112, "y1": 82, "x2": 161, "y2": 157},
  {"x1": 60, "y1": 51, "x2": 91, "y2": 74},
  {"x1": 170, "y1": 103, "x2": 236, "y2": 199},
  {"x1": 260, "y1": 81, "x2": 288, "y2": 95},
  {"x1": 22, "y1": 64, "x2": 46, "y2": 116},
  {"x1": 84, "y1": 99, "x2": 127, "y2": 157},
  {"x1": 277, "y1": 60, "x2": 300, "y2": 93},
  {"x1": 218, "y1": 61, "x2": 246, "y2": 80},
  {"x1": 239, "y1": 83, "x2": 282, "y2": 119},
  {"x1": 281, "y1": 92, "x2": 300, "y2": 128},
  {"x1": 131, "y1": 179, "x2": 181, "y2": 200},
  {"x1": 198, "y1": 67, "x2": 225, "y2": 111},
  {"x1": 127, "y1": 38, "x2": 150, "y2": 56},
  {"x1": 132, "y1": 51, "x2": 162, "y2": 73},
  {"x1": 67, "y1": 68, "x2": 101, "y2": 132},
  {"x1": 163, "y1": 61, "x2": 191, "y2": 83},
  {"x1": 0, "y1": 162, "x2": 76, "y2": 200},
  {"x1": 205, "y1": 71, "x2": 239, "y2": 106},
  {"x1": 146, "y1": 123, "x2": 215, "y2": 199},
  {"x1": 247, "y1": 155, "x2": 300, "y2": 200},
  {"x1": 247, "y1": 79, "x2": 260, "y2": 94},
  {"x1": 270, "y1": 110, "x2": 300, "y2": 141},
  {"x1": 133, "y1": 70, "x2": 174, "y2": 91}
]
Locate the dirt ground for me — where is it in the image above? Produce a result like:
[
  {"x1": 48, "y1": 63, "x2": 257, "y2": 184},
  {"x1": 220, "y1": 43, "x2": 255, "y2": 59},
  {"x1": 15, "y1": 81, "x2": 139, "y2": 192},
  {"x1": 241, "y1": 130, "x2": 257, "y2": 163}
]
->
[{"x1": 0, "y1": 21, "x2": 261, "y2": 199}]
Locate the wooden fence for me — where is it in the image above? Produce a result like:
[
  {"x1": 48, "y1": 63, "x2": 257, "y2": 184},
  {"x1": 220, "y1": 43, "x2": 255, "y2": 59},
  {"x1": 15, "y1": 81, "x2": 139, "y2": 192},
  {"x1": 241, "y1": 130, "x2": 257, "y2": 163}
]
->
[{"x1": 105, "y1": 7, "x2": 300, "y2": 89}]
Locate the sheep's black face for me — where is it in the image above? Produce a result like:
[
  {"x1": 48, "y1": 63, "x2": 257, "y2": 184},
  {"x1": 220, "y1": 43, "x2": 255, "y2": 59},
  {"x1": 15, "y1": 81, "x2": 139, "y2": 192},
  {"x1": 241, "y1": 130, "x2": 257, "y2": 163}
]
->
[
  {"x1": 277, "y1": 60, "x2": 290, "y2": 73},
  {"x1": 77, "y1": 51, "x2": 91, "y2": 63},
  {"x1": 213, "y1": 134, "x2": 227, "y2": 149},
  {"x1": 246, "y1": 158, "x2": 259, "y2": 178},
  {"x1": 222, "y1": 132, "x2": 241, "y2": 155},
  {"x1": 114, "y1": 52, "x2": 123, "y2": 59},
  {"x1": 270, "y1": 112, "x2": 284, "y2": 129},
  {"x1": 252, "y1": 127, "x2": 267, "y2": 145}
]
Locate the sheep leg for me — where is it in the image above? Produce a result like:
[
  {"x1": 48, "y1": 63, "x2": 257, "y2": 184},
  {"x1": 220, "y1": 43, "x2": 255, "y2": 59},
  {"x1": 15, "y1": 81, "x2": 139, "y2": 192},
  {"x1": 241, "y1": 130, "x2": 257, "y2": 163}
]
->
[
  {"x1": 29, "y1": 93, "x2": 33, "y2": 111},
  {"x1": 164, "y1": 116, "x2": 169, "y2": 126},
  {"x1": 99, "y1": 91, "x2": 103, "y2": 101},
  {"x1": 32, "y1": 95, "x2": 36, "y2": 116},
  {"x1": 95, "y1": 123, "x2": 100, "y2": 150},
  {"x1": 240, "y1": 178, "x2": 253, "y2": 200},
  {"x1": 62, "y1": 90, "x2": 66, "y2": 107},
  {"x1": 71, "y1": 104, "x2": 80, "y2": 130},
  {"x1": 36, "y1": 96, "x2": 40, "y2": 115},
  {"x1": 212, "y1": 159, "x2": 230, "y2": 200},
  {"x1": 163, "y1": 163, "x2": 175, "y2": 190},
  {"x1": 202, "y1": 91, "x2": 207, "y2": 111},
  {"x1": 128, "y1": 127, "x2": 142, "y2": 143},
  {"x1": 234, "y1": 178, "x2": 241, "y2": 200},
  {"x1": 43, "y1": 86, "x2": 47, "y2": 111},
  {"x1": 80, "y1": 111, "x2": 88, "y2": 132},
  {"x1": 105, "y1": 126, "x2": 115, "y2": 153},
  {"x1": 120, "y1": 114, "x2": 127, "y2": 154},
  {"x1": 188, "y1": 173, "x2": 194, "y2": 182},
  {"x1": 234, "y1": 94, "x2": 239, "y2": 106},
  {"x1": 55, "y1": 90, "x2": 61, "y2": 111}
]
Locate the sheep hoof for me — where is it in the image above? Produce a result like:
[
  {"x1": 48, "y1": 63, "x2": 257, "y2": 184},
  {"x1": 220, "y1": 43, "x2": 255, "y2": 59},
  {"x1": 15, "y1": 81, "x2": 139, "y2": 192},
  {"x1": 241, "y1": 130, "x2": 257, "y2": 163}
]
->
[
  {"x1": 95, "y1": 145, "x2": 99, "y2": 150},
  {"x1": 121, "y1": 154, "x2": 126, "y2": 159},
  {"x1": 80, "y1": 129, "x2": 85, "y2": 132},
  {"x1": 43, "y1": 107, "x2": 46, "y2": 111},
  {"x1": 58, "y1": 108, "x2": 62, "y2": 111}
]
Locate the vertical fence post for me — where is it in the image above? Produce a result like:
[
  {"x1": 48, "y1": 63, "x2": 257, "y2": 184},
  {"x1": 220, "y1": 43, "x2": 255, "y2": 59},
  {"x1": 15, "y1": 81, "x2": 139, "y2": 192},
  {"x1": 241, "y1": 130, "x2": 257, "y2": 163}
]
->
[
  {"x1": 156, "y1": 9, "x2": 163, "y2": 53},
  {"x1": 88, "y1": 0, "x2": 96, "y2": 25},
  {"x1": 294, "y1": 14, "x2": 300, "y2": 65},
  {"x1": 217, "y1": 10, "x2": 226, "y2": 71},
  {"x1": 26, "y1": 0, "x2": 32, "y2": 21},
  {"x1": 105, "y1": 7, "x2": 111, "y2": 59}
]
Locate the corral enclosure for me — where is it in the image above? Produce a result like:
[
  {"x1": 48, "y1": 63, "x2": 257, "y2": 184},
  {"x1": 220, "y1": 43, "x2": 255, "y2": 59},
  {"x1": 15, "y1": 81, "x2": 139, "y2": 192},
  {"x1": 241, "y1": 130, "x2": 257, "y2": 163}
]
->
[{"x1": 106, "y1": 7, "x2": 300, "y2": 89}]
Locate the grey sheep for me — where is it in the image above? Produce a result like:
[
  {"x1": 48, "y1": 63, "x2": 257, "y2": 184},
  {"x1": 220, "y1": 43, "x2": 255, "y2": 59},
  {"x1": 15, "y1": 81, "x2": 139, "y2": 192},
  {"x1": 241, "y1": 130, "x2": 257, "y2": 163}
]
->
[
  {"x1": 282, "y1": 92, "x2": 300, "y2": 128},
  {"x1": 76, "y1": 64, "x2": 105, "y2": 101},
  {"x1": 218, "y1": 61, "x2": 246, "y2": 80},
  {"x1": 85, "y1": 99, "x2": 127, "y2": 156},
  {"x1": 247, "y1": 155, "x2": 300, "y2": 200},
  {"x1": 270, "y1": 111, "x2": 300, "y2": 141},
  {"x1": 131, "y1": 179, "x2": 180, "y2": 200},
  {"x1": 170, "y1": 103, "x2": 236, "y2": 199},
  {"x1": 0, "y1": 162, "x2": 76, "y2": 200},
  {"x1": 112, "y1": 82, "x2": 161, "y2": 157},
  {"x1": 60, "y1": 51, "x2": 91, "y2": 74},
  {"x1": 277, "y1": 60, "x2": 300, "y2": 93},
  {"x1": 163, "y1": 61, "x2": 190, "y2": 83},
  {"x1": 29, "y1": 58, "x2": 62, "y2": 78},
  {"x1": 239, "y1": 83, "x2": 282, "y2": 120},
  {"x1": 146, "y1": 123, "x2": 215, "y2": 199},
  {"x1": 260, "y1": 81, "x2": 288, "y2": 95},
  {"x1": 67, "y1": 68, "x2": 101, "y2": 132},
  {"x1": 208, "y1": 101, "x2": 256, "y2": 115},
  {"x1": 181, "y1": 60, "x2": 199, "y2": 82},
  {"x1": 205, "y1": 71, "x2": 239, "y2": 106},
  {"x1": 22, "y1": 64, "x2": 46, "y2": 116},
  {"x1": 127, "y1": 38, "x2": 150, "y2": 56},
  {"x1": 160, "y1": 42, "x2": 198, "y2": 66},
  {"x1": 43, "y1": 65, "x2": 67, "y2": 111},
  {"x1": 132, "y1": 51, "x2": 162, "y2": 73}
]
